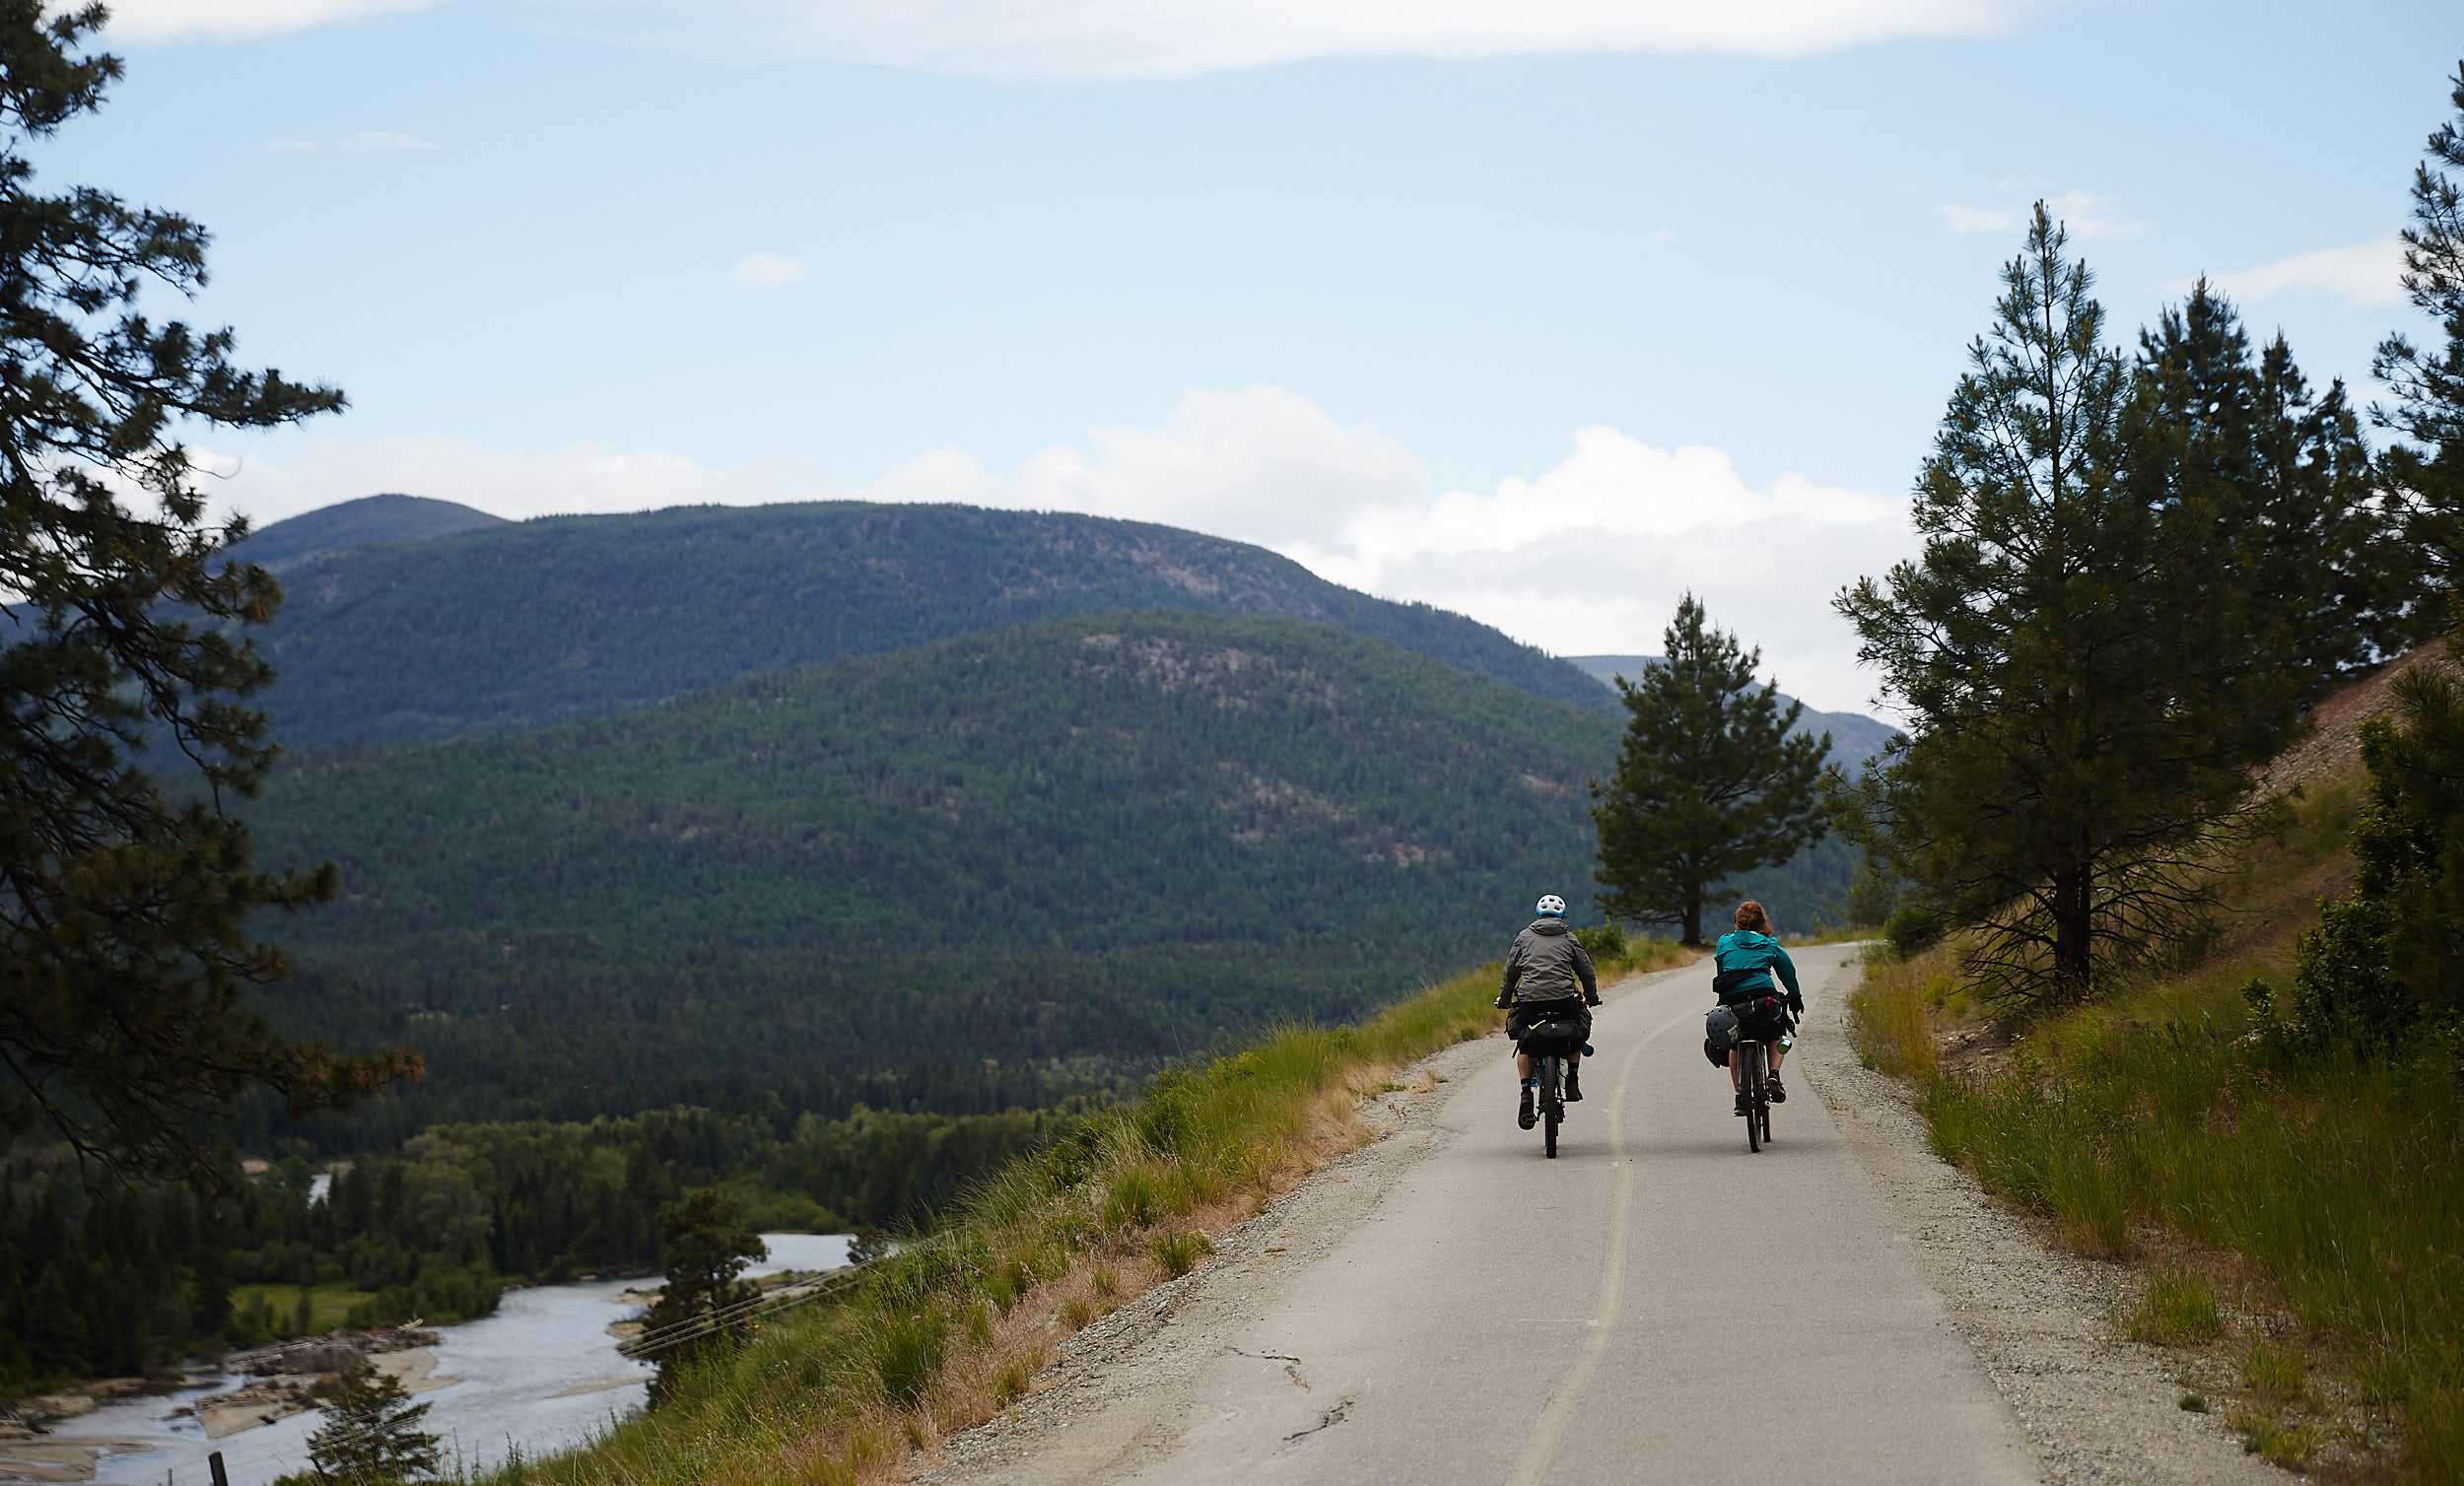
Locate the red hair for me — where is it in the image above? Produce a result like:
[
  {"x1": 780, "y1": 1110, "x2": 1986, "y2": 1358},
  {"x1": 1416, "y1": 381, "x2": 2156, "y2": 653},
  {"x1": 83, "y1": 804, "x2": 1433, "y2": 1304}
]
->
[{"x1": 1735, "y1": 901, "x2": 1771, "y2": 934}]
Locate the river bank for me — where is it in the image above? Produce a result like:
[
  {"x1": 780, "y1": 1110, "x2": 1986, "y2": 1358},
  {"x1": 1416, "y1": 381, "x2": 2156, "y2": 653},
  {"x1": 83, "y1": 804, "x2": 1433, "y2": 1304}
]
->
[{"x1": 0, "y1": 1234, "x2": 852, "y2": 1486}]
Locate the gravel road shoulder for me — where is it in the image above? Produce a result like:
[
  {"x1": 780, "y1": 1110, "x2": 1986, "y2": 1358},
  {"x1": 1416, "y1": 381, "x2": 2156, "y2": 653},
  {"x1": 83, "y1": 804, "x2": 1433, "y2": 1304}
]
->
[{"x1": 1799, "y1": 970, "x2": 2291, "y2": 1485}]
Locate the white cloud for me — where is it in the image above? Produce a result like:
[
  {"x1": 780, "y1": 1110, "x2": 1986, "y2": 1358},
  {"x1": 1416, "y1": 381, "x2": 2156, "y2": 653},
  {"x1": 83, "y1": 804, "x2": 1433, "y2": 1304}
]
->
[
  {"x1": 728, "y1": 252, "x2": 808, "y2": 291},
  {"x1": 908, "y1": 384, "x2": 1426, "y2": 551},
  {"x1": 102, "y1": 0, "x2": 438, "y2": 42},
  {"x1": 2043, "y1": 190, "x2": 2143, "y2": 239},
  {"x1": 206, "y1": 388, "x2": 1910, "y2": 713},
  {"x1": 867, "y1": 390, "x2": 1908, "y2": 710},
  {"x1": 1933, "y1": 204, "x2": 2018, "y2": 235},
  {"x1": 705, "y1": 0, "x2": 2015, "y2": 76},
  {"x1": 1331, "y1": 430, "x2": 1907, "y2": 713},
  {"x1": 137, "y1": 0, "x2": 2015, "y2": 71},
  {"x1": 2198, "y1": 234, "x2": 2408, "y2": 309},
  {"x1": 1933, "y1": 190, "x2": 2143, "y2": 240}
]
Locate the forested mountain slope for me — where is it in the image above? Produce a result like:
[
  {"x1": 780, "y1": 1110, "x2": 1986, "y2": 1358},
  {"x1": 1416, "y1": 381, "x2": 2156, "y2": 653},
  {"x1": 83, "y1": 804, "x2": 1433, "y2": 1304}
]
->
[
  {"x1": 1564, "y1": 654, "x2": 1900, "y2": 768},
  {"x1": 245, "y1": 500, "x2": 1613, "y2": 749},
  {"x1": 241, "y1": 611, "x2": 1842, "y2": 1135}
]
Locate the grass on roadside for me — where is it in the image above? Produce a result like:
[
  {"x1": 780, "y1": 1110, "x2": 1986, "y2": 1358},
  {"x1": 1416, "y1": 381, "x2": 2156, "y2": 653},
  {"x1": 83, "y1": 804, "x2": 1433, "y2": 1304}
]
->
[
  {"x1": 1846, "y1": 783, "x2": 2464, "y2": 1481},
  {"x1": 474, "y1": 938, "x2": 1690, "y2": 1486}
]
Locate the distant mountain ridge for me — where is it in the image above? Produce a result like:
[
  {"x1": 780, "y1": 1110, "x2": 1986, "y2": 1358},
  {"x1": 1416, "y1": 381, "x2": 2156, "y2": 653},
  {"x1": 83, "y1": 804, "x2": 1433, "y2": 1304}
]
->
[
  {"x1": 1563, "y1": 654, "x2": 1899, "y2": 768},
  {"x1": 227, "y1": 493, "x2": 505, "y2": 572},
  {"x1": 241, "y1": 498, "x2": 1615, "y2": 750}
]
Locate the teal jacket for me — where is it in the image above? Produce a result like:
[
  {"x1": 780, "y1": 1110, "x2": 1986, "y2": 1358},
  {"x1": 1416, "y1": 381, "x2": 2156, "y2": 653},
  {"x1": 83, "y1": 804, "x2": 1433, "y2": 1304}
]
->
[{"x1": 1713, "y1": 931, "x2": 1802, "y2": 1005}]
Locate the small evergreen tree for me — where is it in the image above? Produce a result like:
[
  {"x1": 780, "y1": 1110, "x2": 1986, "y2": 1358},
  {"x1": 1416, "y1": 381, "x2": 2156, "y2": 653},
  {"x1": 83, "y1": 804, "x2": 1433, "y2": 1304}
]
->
[
  {"x1": 2275, "y1": 654, "x2": 2464, "y2": 1048},
  {"x1": 1838, "y1": 206, "x2": 2304, "y2": 1003},
  {"x1": 2375, "y1": 61, "x2": 2464, "y2": 613},
  {"x1": 642, "y1": 1187, "x2": 765, "y2": 1402},
  {"x1": 293, "y1": 1365, "x2": 440, "y2": 1485},
  {"x1": 1589, "y1": 595, "x2": 1831, "y2": 945}
]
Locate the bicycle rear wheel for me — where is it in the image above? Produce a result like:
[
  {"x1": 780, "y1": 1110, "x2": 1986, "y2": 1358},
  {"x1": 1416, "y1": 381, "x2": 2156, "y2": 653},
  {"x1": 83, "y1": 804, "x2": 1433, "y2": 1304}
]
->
[{"x1": 1540, "y1": 1055, "x2": 1562, "y2": 1158}]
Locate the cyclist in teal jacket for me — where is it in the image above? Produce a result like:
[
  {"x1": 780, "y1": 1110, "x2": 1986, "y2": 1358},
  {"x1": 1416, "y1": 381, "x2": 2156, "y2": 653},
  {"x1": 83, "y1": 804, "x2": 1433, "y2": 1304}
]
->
[{"x1": 1713, "y1": 901, "x2": 1802, "y2": 1113}]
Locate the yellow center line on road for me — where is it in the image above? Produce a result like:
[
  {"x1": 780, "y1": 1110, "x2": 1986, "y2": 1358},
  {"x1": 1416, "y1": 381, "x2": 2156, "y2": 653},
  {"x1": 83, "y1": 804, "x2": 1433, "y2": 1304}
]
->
[{"x1": 1507, "y1": 990, "x2": 1701, "y2": 1486}]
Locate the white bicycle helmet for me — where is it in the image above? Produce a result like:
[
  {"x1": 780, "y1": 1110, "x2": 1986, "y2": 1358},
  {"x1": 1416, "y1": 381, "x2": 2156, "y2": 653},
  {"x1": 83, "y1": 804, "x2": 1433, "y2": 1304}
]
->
[{"x1": 1535, "y1": 894, "x2": 1566, "y2": 916}]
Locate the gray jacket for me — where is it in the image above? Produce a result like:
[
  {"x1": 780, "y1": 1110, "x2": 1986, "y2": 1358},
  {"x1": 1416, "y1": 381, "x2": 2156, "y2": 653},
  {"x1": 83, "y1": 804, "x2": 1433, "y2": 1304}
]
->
[{"x1": 1500, "y1": 918, "x2": 1599, "y2": 1005}]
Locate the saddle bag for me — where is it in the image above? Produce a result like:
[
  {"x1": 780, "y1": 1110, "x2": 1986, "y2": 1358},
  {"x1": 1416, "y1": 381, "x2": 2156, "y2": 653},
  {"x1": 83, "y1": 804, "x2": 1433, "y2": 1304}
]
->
[
  {"x1": 1522, "y1": 1018, "x2": 1587, "y2": 1056},
  {"x1": 1732, "y1": 994, "x2": 1786, "y2": 1042}
]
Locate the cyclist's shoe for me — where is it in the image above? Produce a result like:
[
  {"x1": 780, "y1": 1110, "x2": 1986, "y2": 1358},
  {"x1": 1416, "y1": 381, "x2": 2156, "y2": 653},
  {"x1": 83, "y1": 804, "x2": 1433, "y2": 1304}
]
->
[
  {"x1": 1734, "y1": 1091, "x2": 1750, "y2": 1116},
  {"x1": 1767, "y1": 1075, "x2": 1787, "y2": 1104},
  {"x1": 1518, "y1": 1085, "x2": 1537, "y2": 1129},
  {"x1": 1563, "y1": 1068, "x2": 1583, "y2": 1102}
]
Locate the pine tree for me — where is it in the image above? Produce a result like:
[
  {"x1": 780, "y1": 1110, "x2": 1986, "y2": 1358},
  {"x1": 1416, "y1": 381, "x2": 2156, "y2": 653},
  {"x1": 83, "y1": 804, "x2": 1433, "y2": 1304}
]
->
[
  {"x1": 1589, "y1": 595, "x2": 1831, "y2": 946},
  {"x1": 2375, "y1": 61, "x2": 2464, "y2": 605},
  {"x1": 0, "y1": 1, "x2": 418, "y2": 1187},
  {"x1": 642, "y1": 1187, "x2": 766, "y2": 1402},
  {"x1": 2129, "y1": 282, "x2": 2399, "y2": 695},
  {"x1": 1838, "y1": 206, "x2": 2304, "y2": 1003},
  {"x1": 293, "y1": 1366, "x2": 440, "y2": 1485}
]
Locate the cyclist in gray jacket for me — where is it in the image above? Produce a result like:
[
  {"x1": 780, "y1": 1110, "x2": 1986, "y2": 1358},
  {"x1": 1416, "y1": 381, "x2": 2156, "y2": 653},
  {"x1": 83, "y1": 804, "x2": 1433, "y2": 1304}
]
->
[{"x1": 1494, "y1": 894, "x2": 1602, "y2": 1128}]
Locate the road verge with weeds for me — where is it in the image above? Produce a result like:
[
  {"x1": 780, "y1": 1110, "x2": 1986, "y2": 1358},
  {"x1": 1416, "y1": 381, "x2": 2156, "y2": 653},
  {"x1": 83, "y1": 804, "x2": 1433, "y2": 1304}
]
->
[
  {"x1": 1849, "y1": 786, "x2": 2459, "y2": 1480},
  {"x1": 474, "y1": 938, "x2": 1688, "y2": 1486}
]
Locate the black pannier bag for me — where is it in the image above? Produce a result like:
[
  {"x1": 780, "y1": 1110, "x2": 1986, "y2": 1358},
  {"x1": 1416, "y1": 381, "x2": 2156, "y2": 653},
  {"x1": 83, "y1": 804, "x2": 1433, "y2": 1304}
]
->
[
  {"x1": 1703, "y1": 1004, "x2": 1739, "y2": 1067},
  {"x1": 1522, "y1": 1017, "x2": 1587, "y2": 1056}
]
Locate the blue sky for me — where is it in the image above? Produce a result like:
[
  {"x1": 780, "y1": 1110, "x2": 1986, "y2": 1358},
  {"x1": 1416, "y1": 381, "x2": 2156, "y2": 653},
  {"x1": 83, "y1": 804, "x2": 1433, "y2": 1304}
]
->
[{"x1": 51, "y1": 0, "x2": 2454, "y2": 712}]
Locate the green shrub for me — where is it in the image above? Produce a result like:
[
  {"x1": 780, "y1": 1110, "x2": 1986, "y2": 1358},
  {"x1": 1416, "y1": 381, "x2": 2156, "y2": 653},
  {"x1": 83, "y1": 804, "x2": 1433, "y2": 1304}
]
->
[
  {"x1": 1149, "y1": 1231, "x2": 1213, "y2": 1279},
  {"x1": 1884, "y1": 900, "x2": 1944, "y2": 958},
  {"x1": 1573, "y1": 921, "x2": 1627, "y2": 960}
]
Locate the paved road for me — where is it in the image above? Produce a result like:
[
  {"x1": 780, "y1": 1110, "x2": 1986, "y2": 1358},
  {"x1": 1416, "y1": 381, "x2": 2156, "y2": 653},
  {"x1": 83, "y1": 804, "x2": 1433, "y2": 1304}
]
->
[{"x1": 1123, "y1": 944, "x2": 2038, "y2": 1484}]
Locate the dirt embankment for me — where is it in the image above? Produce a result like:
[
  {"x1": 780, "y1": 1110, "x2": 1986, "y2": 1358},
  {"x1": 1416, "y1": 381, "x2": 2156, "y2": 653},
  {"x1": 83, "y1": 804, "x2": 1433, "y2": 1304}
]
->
[{"x1": 2256, "y1": 644, "x2": 2459, "y2": 801}]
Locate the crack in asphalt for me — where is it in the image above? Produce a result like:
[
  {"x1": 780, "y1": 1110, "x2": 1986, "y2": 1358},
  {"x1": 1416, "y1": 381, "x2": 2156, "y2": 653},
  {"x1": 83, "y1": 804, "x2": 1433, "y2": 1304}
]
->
[
  {"x1": 1275, "y1": 1396, "x2": 1354, "y2": 1452},
  {"x1": 1224, "y1": 1347, "x2": 1302, "y2": 1365},
  {"x1": 1225, "y1": 1345, "x2": 1308, "y2": 1389}
]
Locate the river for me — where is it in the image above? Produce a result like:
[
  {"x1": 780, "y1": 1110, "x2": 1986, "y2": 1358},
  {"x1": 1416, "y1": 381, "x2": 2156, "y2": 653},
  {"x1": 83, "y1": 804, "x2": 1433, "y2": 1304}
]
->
[{"x1": 23, "y1": 1233, "x2": 852, "y2": 1486}]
